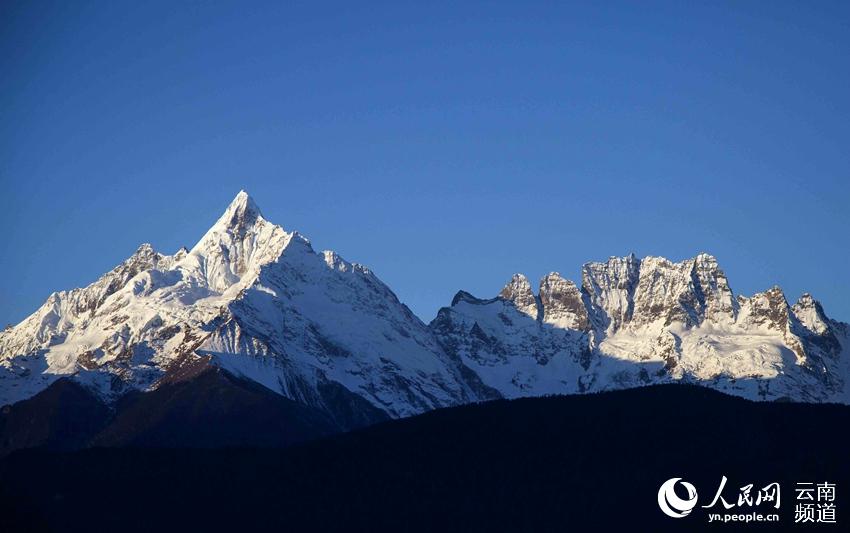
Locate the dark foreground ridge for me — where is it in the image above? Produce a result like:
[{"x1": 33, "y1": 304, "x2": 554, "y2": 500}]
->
[
  {"x1": 2, "y1": 384, "x2": 848, "y2": 532},
  {"x1": 0, "y1": 367, "x2": 384, "y2": 456}
]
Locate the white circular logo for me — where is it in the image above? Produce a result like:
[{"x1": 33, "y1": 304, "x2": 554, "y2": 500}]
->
[{"x1": 657, "y1": 477, "x2": 698, "y2": 518}]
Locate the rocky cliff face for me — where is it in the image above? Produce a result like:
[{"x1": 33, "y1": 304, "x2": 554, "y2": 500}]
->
[
  {"x1": 497, "y1": 274, "x2": 539, "y2": 319},
  {"x1": 539, "y1": 273, "x2": 588, "y2": 331},
  {"x1": 581, "y1": 253, "x2": 640, "y2": 334},
  {"x1": 432, "y1": 254, "x2": 849, "y2": 403},
  {"x1": 2, "y1": 192, "x2": 849, "y2": 420}
]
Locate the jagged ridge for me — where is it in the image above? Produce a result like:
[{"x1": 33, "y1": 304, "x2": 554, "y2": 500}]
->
[{"x1": 2, "y1": 192, "x2": 848, "y2": 422}]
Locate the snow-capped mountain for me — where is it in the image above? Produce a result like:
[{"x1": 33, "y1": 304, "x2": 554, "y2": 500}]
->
[
  {"x1": 0, "y1": 192, "x2": 489, "y2": 425},
  {"x1": 433, "y1": 253, "x2": 850, "y2": 403},
  {"x1": 2, "y1": 193, "x2": 849, "y2": 424}
]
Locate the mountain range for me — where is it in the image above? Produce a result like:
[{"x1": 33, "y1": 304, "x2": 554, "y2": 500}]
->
[{"x1": 2, "y1": 191, "x2": 848, "y2": 433}]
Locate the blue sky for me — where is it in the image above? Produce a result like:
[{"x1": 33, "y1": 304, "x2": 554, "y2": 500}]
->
[{"x1": 1, "y1": 1, "x2": 849, "y2": 325}]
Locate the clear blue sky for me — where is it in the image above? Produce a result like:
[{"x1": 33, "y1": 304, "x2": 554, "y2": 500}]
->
[{"x1": 1, "y1": 1, "x2": 849, "y2": 326}]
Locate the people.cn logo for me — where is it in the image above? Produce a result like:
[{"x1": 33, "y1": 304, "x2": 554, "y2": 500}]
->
[{"x1": 658, "y1": 478, "x2": 699, "y2": 518}]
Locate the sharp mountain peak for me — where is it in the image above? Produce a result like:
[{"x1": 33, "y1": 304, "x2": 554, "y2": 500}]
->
[{"x1": 1, "y1": 193, "x2": 848, "y2": 419}]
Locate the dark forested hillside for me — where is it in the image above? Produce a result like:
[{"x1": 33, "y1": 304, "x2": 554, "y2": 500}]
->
[{"x1": 2, "y1": 384, "x2": 848, "y2": 532}]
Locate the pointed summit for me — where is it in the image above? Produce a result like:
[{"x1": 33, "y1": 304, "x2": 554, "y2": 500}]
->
[
  {"x1": 217, "y1": 190, "x2": 263, "y2": 232},
  {"x1": 129, "y1": 243, "x2": 159, "y2": 262},
  {"x1": 185, "y1": 191, "x2": 291, "y2": 293},
  {"x1": 793, "y1": 293, "x2": 832, "y2": 336},
  {"x1": 499, "y1": 274, "x2": 539, "y2": 318},
  {"x1": 229, "y1": 190, "x2": 261, "y2": 216}
]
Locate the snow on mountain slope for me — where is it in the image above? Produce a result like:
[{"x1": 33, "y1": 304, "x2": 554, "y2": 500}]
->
[
  {"x1": 431, "y1": 278, "x2": 592, "y2": 398},
  {"x1": 431, "y1": 254, "x2": 850, "y2": 403},
  {"x1": 2, "y1": 193, "x2": 848, "y2": 418},
  {"x1": 200, "y1": 233, "x2": 488, "y2": 419},
  {"x1": 0, "y1": 192, "x2": 485, "y2": 420}
]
